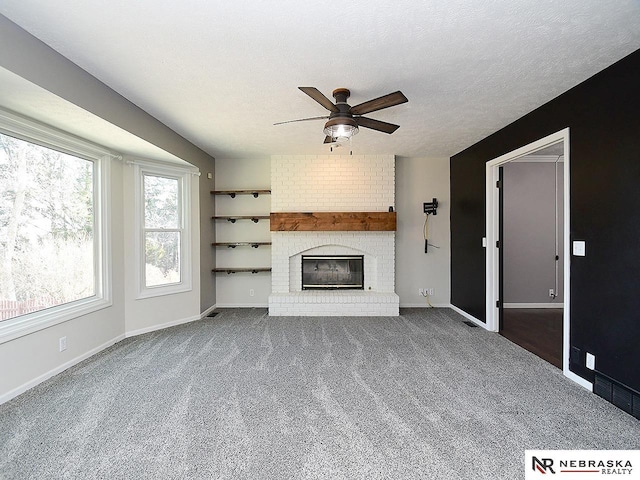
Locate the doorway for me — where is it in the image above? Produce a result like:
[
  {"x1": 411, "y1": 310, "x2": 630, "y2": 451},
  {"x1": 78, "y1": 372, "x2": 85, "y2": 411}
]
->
[
  {"x1": 486, "y1": 129, "x2": 582, "y2": 384},
  {"x1": 499, "y1": 150, "x2": 564, "y2": 368}
]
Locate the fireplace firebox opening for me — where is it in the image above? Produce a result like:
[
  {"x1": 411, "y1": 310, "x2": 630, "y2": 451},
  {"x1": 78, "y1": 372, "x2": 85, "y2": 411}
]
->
[{"x1": 301, "y1": 255, "x2": 364, "y2": 290}]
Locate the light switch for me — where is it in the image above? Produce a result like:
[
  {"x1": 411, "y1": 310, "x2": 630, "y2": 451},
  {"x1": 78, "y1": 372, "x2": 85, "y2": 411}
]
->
[
  {"x1": 586, "y1": 352, "x2": 595, "y2": 370},
  {"x1": 573, "y1": 240, "x2": 586, "y2": 256},
  {"x1": 482, "y1": 237, "x2": 487, "y2": 248}
]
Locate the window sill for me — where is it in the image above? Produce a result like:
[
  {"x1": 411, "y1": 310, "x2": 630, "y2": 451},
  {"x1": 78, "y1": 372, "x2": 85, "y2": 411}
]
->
[
  {"x1": 0, "y1": 296, "x2": 113, "y2": 345},
  {"x1": 136, "y1": 283, "x2": 193, "y2": 300}
]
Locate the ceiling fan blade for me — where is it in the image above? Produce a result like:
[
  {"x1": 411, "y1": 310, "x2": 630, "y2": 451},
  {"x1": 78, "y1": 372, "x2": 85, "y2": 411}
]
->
[
  {"x1": 323, "y1": 136, "x2": 335, "y2": 144},
  {"x1": 273, "y1": 115, "x2": 329, "y2": 126},
  {"x1": 355, "y1": 116, "x2": 401, "y2": 134},
  {"x1": 299, "y1": 87, "x2": 339, "y2": 112},
  {"x1": 350, "y1": 91, "x2": 408, "y2": 115}
]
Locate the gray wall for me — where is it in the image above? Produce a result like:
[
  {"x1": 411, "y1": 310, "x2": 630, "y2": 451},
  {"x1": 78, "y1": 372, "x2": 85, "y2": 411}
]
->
[
  {"x1": 212, "y1": 155, "x2": 452, "y2": 307},
  {"x1": 214, "y1": 158, "x2": 272, "y2": 306},
  {"x1": 395, "y1": 156, "x2": 451, "y2": 307},
  {"x1": 502, "y1": 160, "x2": 564, "y2": 305},
  {"x1": 0, "y1": 14, "x2": 217, "y2": 311}
]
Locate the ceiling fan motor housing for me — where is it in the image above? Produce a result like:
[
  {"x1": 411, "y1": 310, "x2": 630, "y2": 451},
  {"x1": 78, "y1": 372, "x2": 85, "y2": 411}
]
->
[
  {"x1": 332, "y1": 88, "x2": 351, "y2": 103},
  {"x1": 324, "y1": 88, "x2": 359, "y2": 139}
]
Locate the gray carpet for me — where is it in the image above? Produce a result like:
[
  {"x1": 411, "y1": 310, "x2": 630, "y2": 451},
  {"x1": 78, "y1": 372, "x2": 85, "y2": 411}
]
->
[{"x1": 1, "y1": 308, "x2": 638, "y2": 479}]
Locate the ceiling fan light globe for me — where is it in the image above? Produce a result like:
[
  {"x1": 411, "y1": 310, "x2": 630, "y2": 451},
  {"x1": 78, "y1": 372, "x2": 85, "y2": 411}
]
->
[{"x1": 323, "y1": 117, "x2": 359, "y2": 139}]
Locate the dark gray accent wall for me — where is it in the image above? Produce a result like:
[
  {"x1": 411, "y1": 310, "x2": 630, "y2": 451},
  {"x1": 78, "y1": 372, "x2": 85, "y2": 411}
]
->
[
  {"x1": 0, "y1": 14, "x2": 216, "y2": 311},
  {"x1": 450, "y1": 48, "x2": 640, "y2": 391}
]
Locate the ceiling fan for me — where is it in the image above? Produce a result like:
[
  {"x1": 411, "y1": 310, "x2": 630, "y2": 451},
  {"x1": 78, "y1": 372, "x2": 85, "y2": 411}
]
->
[{"x1": 274, "y1": 87, "x2": 408, "y2": 144}]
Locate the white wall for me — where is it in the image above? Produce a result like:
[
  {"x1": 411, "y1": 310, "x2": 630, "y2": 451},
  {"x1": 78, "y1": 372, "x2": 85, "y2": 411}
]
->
[
  {"x1": 123, "y1": 159, "x2": 202, "y2": 334},
  {"x1": 271, "y1": 154, "x2": 395, "y2": 212},
  {"x1": 0, "y1": 159, "x2": 126, "y2": 403},
  {"x1": 214, "y1": 158, "x2": 271, "y2": 306},
  {"x1": 395, "y1": 157, "x2": 451, "y2": 307},
  {"x1": 0, "y1": 14, "x2": 217, "y2": 404},
  {"x1": 0, "y1": 156, "x2": 205, "y2": 403},
  {"x1": 213, "y1": 155, "x2": 452, "y2": 309}
]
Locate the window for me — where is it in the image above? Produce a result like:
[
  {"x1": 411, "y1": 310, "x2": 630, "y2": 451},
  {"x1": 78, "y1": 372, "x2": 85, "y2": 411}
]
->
[
  {"x1": 134, "y1": 161, "x2": 192, "y2": 298},
  {"x1": 0, "y1": 109, "x2": 111, "y2": 343}
]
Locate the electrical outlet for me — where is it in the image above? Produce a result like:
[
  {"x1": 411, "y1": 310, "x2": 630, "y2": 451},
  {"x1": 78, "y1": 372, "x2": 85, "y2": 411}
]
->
[
  {"x1": 249, "y1": 289, "x2": 255, "y2": 297},
  {"x1": 59, "y1": 336, "x2": 67, "y2": 352},
  {"x1": 427, "y1": 288, "x2": 434, "y2": 296},
  {"x1": 549, "y1": 288, "x2": 555, "y2": 298},
  {"x1": 586, "y1": 352, "x2": 595, "y2": 370},
  {"x1": 419, "y1": 288, "x2": 435, "y2": 296}
]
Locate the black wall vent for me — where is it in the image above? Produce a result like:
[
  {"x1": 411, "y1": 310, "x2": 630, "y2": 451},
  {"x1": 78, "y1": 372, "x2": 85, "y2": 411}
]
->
[
  {"x1": 613, "y1": 385, "x2": 633, "y2": 414},
  {"x1": 594, "y1": 372, "x2": 640, "y2": 420},
  {"x1": 594, "y1": 375, "x2": 612, "y2": 400},
  {"x1": 463, "y1": 321, "x2": 478, "y2": 328}
]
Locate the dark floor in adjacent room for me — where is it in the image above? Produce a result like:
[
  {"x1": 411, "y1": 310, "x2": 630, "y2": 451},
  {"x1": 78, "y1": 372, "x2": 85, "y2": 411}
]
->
[{"x1": 500, "y1": 308, "x2": 563, "y2": 369}]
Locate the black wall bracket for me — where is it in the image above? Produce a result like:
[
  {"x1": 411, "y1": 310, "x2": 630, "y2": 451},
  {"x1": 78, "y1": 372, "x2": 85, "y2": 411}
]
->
[{"x1": 423, "y1": 198, "x2": 438, "y2": 215}]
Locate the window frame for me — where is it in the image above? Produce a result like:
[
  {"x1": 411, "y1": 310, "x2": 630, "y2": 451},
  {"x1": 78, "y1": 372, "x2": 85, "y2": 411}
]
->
[
  {"x1": 133, "y1": 159, "x2": 193, "y2": 299},
  {"x1": 0, "y1": 109, "x2": 113, "y2": 345}
]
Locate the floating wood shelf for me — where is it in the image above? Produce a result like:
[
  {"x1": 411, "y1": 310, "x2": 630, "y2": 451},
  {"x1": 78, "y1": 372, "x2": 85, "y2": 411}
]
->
[
  {"x1": 212, "y1": 215, "x2": 270, "y2": 223},
  {"x1": 212, "y1": 242, "x2": 271, "y2": 248},
  {"x1": 212, "y1": 268, "x2": 272, "y2": 274},
  {"x1": 270, "y1": 212, "x2": 396, "y2": 231},
  {"x1": 212, "y1": 189, "x2": 271, "y2": 198}
]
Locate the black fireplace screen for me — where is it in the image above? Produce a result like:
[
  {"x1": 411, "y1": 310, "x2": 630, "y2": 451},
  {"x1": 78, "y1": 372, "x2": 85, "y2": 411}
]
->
[{"x1": 302, "y1": 255, "x2": 364, "y2": 290}]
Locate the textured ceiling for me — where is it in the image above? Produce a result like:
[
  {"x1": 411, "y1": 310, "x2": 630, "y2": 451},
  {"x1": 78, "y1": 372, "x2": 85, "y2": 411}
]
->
[{"x1": 1, "y1": 1, "x2": 639, "y2": 160}]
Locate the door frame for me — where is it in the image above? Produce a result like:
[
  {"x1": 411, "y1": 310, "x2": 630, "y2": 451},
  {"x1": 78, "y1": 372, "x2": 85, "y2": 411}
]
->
[{"x1": 485, "y1": 128, "x2": 590, "y2": 389}]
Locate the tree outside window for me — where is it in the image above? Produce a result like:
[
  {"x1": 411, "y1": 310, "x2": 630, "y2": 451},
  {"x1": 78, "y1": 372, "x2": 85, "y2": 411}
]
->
[
  {"x1": 143, "y1": 174, "x2": 181, "y2": 287},
  {"x1": 134, "y1": 160, "x2": 191, "y2": 299},
  {"x1": 0, "y1": 132, "x2": 95, "y2": 321}
]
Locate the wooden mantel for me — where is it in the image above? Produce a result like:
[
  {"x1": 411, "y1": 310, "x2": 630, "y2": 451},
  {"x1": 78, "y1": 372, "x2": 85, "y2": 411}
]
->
[{"x1": 270, "y1": 212, "x2": 396, "y2": 232}]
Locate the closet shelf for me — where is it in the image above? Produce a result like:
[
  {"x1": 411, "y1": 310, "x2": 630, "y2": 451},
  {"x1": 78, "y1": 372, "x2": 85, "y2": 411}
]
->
[
  {"x1": 212, "y1": 242, "x2": 271, "y2": 248},
  {"x1": 212, "y1": 188, "x2": 271, "y2": 275},
  {"x1": 212, "y1": 215, "x2": 270, "y2": 223},
  {"x1": 211, "y1": 189, "x2": 271, "y2": 198},
  {"x1": 212, "y1": 268, "x2": 272, "y2": 274}
]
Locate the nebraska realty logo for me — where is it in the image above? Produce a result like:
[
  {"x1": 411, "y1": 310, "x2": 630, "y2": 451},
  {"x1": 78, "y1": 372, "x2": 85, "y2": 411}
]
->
[{"x1": 525, "y1": 451, "x2": 640, "y2": 479}]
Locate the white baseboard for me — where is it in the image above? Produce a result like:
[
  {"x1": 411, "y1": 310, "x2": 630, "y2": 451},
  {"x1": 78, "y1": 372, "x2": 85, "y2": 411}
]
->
[
  {"x1": 400, "y1": 303, "x2": 451, "y2": 308},
  {"x1": 0, "y1": 333, "x2": 125, "y2": 406},
  {"x1": 215, "y1": 303, "x2": 269, "y2": 308},
  {"x1": 221, "y1": 303, "x2": 452, "y2": 311},
  {"x1": 449, "y1": 304, "x2": 487, "y2": 329},
  {"x1": 564, "y1": 369, "x2": 593, "y2": 391},
  {"x1": 503, "y1": 303, "x2": 564, "y2": 309},
  {"x1": 2, "y1": 312, "x2": 213, "y2": 405},
  {"x1": 200, "y1": 303, "x2": 217, "y2": 318},
  {"x1": 125, "y1": 314, "x2": 201, "y2": 338}
]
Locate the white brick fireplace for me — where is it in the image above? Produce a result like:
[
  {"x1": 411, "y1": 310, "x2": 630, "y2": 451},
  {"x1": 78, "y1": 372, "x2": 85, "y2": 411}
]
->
[{"x1": 269, "y1": 154, "x2": 399, "y2": 316}]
